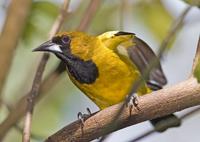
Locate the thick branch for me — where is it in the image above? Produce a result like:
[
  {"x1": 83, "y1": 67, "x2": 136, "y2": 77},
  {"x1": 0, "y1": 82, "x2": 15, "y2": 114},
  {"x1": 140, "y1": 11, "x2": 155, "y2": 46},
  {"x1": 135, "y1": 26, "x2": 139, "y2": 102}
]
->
[
  {"x1": 99, "y1": 6, "x2": 192, "y2": 142},
  {"x1": 0, "y1": 0, "x2": 32, "y2": 96},
  {"x1": 46, "y1": 77, "x2": 200, "y2": 142}
]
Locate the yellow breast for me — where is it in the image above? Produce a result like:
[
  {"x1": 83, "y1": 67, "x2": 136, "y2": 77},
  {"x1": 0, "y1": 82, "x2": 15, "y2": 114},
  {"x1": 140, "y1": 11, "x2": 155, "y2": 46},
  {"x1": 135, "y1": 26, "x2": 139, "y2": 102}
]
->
[{"x1": 69, "y1": 41, "x2": 150, "y2": 109}]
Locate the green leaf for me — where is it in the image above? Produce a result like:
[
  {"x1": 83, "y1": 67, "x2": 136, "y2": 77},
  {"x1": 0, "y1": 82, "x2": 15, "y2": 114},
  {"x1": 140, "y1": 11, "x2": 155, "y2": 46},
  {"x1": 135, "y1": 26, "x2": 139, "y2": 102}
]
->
[
  {"x1": 134, "y1": 0, "x2": 173, "y2": 41},
  {"x1": 194, "y1": 60, "x2": 200, "y2": 82}
]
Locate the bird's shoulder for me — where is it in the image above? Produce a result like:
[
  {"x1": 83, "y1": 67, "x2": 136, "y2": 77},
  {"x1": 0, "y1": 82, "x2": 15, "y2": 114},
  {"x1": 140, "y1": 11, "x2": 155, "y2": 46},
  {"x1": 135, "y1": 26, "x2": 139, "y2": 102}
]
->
[{"x1": 98, "y1": 31, "x2": 167, "y2": 89}]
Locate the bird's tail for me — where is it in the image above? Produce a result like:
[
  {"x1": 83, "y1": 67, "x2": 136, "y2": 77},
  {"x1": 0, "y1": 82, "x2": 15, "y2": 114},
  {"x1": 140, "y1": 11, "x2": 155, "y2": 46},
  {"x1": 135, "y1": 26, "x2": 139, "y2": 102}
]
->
[
  {"x1": 150, "y1": 114, "x2": 181, "y2": 132},
  {"x1": 147, "y1": 81, "x2": 181, "y2": 132}
]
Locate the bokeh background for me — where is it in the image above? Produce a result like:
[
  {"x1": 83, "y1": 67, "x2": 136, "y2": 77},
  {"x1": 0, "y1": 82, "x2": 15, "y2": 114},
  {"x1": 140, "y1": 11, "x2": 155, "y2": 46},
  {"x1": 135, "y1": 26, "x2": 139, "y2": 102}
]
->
[{"x1": 0, "y1": 0, "x2": 200, "y2": 142}]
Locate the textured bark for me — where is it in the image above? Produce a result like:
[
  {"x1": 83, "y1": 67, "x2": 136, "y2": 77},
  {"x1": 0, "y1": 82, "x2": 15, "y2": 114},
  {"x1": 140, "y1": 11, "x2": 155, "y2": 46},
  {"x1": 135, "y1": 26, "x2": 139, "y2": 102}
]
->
[{"x1": 46, "y1": 78, "x2": 200, "y2": 142}]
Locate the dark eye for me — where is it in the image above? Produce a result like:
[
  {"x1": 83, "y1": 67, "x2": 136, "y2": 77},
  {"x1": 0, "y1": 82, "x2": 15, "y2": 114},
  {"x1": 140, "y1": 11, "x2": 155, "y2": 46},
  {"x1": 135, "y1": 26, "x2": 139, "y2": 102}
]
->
[{"x1": 61, "y1": 35, "x2": 70, "y2": 44}]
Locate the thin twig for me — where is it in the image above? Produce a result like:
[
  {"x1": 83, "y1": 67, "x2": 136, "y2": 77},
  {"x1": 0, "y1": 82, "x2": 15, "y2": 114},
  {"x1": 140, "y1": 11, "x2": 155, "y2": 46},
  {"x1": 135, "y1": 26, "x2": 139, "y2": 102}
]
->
[
  {"x1": 0, "y1": 0, "x2": 101, "y2": 140},
  {"x1": 157, "y1": 6, "x2": 191, "y2": 58},
  {"x1": 16, "y1": 124, "x2": 43, "y2": 141},
  {"x1": 0, "y1": 66, "x2": 61, "y2": 140},
  {"x1": 99, "y1": 6, "x2": 191, "y2": 142},
  {"x1": 54, "y1": 0, "x2": 102, "y2": 76},
  {"x1": 119, "y1": 0, "x2": 126, "y2": 30},
  {"x1": 22, "y1": 1, "x2": 70, "y2": 142},
  {"x1": 192, "y1": 36, "x2": 200, "y2": 72},
  {"x1": 0, "y1": 0, "x2": 32, "y2": 97},
  {"x1": 0, "y1": 99, "x2": 43, "y2": 140},
  {"x1": 49, "y1": 0, "x2": 70, "y2": 37},
  {"x1": 22, "y1": 54, "x2": 49, "y2": 142},
  {"x1": 129, "y1": 106, "x2": 200, "y2": 142},
  {"x1": 77, "y1": 0, "x2": 101, "y2": 31}
]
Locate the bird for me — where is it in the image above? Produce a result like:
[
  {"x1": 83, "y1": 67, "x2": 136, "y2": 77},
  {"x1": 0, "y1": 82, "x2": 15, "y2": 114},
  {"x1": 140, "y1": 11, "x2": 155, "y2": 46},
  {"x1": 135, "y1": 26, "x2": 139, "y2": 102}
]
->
[{"x1": 33, "y1": 31, "x2": 181, "y2": 132}]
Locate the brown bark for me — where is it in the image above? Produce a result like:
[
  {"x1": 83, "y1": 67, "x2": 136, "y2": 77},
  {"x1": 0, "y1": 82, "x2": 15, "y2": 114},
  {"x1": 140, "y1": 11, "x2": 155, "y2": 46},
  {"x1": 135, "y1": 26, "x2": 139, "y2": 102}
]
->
[
  {"x1": 22, "y1": 0, "x2": 70, "y2": 142},
  {"x1": 46, "y1": 77, "x2": 200, "y2": 142},
  {"x1": 0, "y1": 0, "x2": 32, "y2": 95}
]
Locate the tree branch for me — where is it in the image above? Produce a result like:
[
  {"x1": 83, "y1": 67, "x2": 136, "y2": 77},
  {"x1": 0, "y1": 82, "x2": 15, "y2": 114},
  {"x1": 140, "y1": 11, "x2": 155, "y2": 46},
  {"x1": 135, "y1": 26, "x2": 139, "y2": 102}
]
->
[
  {"x1": 77, "y1": 0, "x2": 101, "y2": 31},
  {"x1": 157, "y1": 6, "x2": 191, "y2": 58},
  {"x1": 98, "y1": 5, "x2": 192, "y2": 142},
  {"x1": 0, "y1": 0, "x2": 101, "y2": 140},
  {"x1": 22, "y1": 54, "x2": 49, "y2": 142},
  {"x1": 129, "y1": 106, "x2": 200, "y2": 142},
  {"x1": 45, "y1": 77, "x2": 200, "y2": 142},
  {"x1": 0, "y1": 64, "x2": 62, "y2": 139},
  {"x1": 0, "y1": 99, "x2": 43, "y2": 141},
  {"x1": 46, "y1": 78, "x2": 200, "y2": 142},
  {"x1": 22, "y1": 1, "x2": 70, "y2": 142},
  {"x1": 192, "y1": 36, "x2": 200, "y2": 72},
  {"x1": 0, "y1": 0, "x2": 32, "y2": 96}
]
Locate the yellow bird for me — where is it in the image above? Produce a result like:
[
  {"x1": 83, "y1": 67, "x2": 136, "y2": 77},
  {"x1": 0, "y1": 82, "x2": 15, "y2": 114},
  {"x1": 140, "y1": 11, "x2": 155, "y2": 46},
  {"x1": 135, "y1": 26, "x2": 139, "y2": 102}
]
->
[{"x1": 33, "y1": 31, "x2": 180, "y2": 132}]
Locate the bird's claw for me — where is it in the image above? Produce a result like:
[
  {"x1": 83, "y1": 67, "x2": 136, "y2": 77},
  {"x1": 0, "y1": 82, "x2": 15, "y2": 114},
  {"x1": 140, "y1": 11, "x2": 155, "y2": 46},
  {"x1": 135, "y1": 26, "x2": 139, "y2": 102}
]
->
[
  {"x1": 129, "y1": 95, "x2": 139, "y2": 106},
  {"x1": 77, "y1": 107, "x2": 92, "y2": 127},
  {"x1": 126, "y1": 94, "x2": 139, "y2": 115}
]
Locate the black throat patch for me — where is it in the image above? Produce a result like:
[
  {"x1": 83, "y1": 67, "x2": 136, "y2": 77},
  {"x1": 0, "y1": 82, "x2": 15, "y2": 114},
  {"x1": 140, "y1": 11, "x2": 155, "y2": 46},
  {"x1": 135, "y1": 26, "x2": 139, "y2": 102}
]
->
[
  {"x1": 66, "y1": 58, "x2": 99, "y2": 84},
  {"x1": 55, "y1": 48, "x2": 99, "y2": 84},
  {"x1": 52, "y1": 35, "x2": 99, "y2": 84}
]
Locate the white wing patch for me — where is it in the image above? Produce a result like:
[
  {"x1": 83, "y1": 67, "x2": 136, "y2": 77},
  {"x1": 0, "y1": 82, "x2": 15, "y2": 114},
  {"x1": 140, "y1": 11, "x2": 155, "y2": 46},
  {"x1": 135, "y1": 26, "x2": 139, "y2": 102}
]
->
[{"x1": 117, "y1": 45, "x2": 129, "y2": 57}]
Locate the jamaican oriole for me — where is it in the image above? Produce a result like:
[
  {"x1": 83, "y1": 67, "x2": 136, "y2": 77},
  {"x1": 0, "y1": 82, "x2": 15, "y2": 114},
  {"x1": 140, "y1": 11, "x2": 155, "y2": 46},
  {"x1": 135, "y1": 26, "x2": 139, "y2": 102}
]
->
[{"x1": 33, "y1": 31, "x2": 180, "y2": 132}]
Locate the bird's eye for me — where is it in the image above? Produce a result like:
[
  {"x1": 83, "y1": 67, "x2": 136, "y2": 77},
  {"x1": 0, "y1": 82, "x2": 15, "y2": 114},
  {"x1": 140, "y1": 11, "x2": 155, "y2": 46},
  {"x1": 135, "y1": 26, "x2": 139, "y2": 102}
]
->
[{"x1": 61, "y1": 35, "x2": 70, "y2": 44}]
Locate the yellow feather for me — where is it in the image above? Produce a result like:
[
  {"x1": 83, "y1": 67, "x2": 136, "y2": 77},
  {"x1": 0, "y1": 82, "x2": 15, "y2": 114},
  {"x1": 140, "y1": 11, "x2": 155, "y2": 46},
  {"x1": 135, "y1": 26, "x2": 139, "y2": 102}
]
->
[{"x1": 64, "y1": 31, "x2": 151, "y2": 109}]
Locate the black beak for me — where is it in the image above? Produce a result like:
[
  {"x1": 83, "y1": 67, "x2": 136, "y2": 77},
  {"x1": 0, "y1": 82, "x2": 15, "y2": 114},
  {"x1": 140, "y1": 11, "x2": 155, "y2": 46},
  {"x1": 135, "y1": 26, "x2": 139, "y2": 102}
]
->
[{"x1": 33, "y1": 40, "x2": 62, "y2": 53}]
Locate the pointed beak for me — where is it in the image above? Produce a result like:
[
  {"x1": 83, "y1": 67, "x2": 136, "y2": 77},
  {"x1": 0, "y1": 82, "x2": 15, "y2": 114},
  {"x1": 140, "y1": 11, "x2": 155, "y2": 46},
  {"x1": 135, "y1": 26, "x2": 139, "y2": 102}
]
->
[{"x1": 33, "y1": 40, "x2": 62, "y2": 53}]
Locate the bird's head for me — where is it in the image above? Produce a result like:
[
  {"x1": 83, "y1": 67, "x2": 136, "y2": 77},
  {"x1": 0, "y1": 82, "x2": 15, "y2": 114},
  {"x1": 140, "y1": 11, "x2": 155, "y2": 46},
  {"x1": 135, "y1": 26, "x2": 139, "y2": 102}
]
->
[
  {"x1": 33, "y1": 32, "x2": 96, "y2": 62},
  {"x1": 33, "y1": 32, "x2": 99, "y2": 84}
]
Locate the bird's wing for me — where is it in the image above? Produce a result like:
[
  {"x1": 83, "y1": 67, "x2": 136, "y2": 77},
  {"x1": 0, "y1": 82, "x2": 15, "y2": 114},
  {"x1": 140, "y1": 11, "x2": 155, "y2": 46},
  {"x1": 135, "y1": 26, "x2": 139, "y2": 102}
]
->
[
  {"x1": 109, "y1": 31, "x2": 167, "y2": 90},
  {"x1": 128, "y1": 36, "x2": 167, "y2": 90}
]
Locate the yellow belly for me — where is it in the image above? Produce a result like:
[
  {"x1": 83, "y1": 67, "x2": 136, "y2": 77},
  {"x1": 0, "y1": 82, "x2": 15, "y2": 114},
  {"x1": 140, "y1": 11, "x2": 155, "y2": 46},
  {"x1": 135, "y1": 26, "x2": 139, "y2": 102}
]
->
[{"x1": 70, "y1": 47, "x2": 150, "y2": 109}]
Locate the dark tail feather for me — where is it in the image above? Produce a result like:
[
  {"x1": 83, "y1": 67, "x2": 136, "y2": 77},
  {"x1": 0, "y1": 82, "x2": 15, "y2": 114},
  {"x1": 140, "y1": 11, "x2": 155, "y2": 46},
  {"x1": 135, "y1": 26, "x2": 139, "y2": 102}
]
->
[
  {"x1": 147, "y1": 82, "x2": 181, "y2": 132},
  {"x1": 150, "y1": 114, "x2": 181, "y2": 132},
  {"x1": 146, "y1": 80, "x2": 162, "y2": 91}
]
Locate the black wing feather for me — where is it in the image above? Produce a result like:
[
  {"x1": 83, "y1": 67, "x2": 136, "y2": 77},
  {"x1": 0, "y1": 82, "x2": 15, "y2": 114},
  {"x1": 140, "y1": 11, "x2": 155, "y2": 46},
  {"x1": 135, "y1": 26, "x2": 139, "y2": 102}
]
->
[{"x1": 127, "y1": 36, "x2": 167, "y2": 90}]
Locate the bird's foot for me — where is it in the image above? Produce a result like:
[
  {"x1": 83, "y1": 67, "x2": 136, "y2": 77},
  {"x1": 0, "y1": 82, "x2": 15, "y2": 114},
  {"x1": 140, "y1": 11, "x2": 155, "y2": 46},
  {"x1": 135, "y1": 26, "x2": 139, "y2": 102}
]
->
[
  {"x1": 77, "y1": 107, "x2": 92, "y2": 127},
  {"x1": 126, "y1": 93, "x2": 140, "y2": 115}
]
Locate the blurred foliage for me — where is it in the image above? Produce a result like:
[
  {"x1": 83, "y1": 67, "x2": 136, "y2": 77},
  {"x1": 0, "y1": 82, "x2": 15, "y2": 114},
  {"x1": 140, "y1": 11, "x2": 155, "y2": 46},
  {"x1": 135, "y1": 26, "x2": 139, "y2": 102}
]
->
[
  {"x1": 88, "y1": 2, "x2": 119, "y2": 34},
  {"x1": 183, "y1": 0, "x2": 200, "y2": 7},
  {"x1": 1, "y1": 0, "x2": 200, "y2": 142},
  {"x1": 134, "y1": 0, "x2": 173, "y2": 42},
  {"x1": 194, "y1": 60, "x2": 200, "y2": 82},
  {"x1": 63, "y1": 0, "x2": 91, "y2": 30},
  {"x1": 31, "y1": 76, "x2": 73, "y2": 136},
  {"x1": 22, "y1": 1, "x2": 59, "y2": 45},
  {"x1": 21, "y1": 0, "x2": 175, "y2": 45}
]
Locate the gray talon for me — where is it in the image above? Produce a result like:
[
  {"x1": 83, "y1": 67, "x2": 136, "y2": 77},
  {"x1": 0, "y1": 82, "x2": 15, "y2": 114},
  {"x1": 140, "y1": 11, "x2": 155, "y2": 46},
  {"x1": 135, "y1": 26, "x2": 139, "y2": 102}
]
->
[{"x1": 77, "y1": 108, "x2": 92, "y2": 127}]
